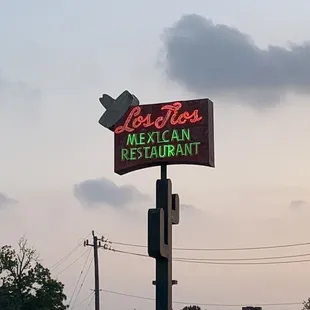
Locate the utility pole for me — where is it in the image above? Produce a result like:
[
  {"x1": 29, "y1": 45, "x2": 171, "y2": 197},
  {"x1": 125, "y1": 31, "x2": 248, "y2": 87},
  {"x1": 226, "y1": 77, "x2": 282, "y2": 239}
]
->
[{"x1": 84, "y1": 230, "x2": 113, "y2": 310}]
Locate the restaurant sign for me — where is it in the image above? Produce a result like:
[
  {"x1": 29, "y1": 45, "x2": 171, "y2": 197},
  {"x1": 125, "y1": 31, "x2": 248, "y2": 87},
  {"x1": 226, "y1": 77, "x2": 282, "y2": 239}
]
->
[{"x1": 108, "y1": 97, "x2": 215, "y2": 175}]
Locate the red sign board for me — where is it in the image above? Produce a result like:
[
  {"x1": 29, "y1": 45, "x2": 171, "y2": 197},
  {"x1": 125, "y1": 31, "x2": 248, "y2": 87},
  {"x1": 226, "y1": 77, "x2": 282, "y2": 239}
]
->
[{"x1": 112, "y1": 98, "x2": 214, "y2": 175}]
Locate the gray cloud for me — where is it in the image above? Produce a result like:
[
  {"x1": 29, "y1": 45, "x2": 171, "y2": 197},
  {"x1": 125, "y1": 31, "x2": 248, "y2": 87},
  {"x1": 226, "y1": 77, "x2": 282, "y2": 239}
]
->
[
  {"x1": 181, "y1": 204, "x2": 198, "y2": 211},
  {"x1": 0, "y1": 192, "x2": 18, "y2": 208},
  {"x1": 161, "y1": 14, "x2": 310, "y2": 103},
  {"x1": 73, "y1": 177, "x2": 150, "y2": 208},
  {"x1": 181, "y1": 203, "x2": 204, "y2": 215},
  {"x1": 0, "y1": 72, "x2": 41, "y2": 116},
  {"x1": 289, "y1": 200, "x2": 309, "y2": 210}
]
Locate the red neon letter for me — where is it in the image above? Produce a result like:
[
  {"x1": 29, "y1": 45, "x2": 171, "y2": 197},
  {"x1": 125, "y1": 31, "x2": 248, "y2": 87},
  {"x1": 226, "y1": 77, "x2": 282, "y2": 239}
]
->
[
  {"x1": 115, "y1": 106, "x2": 141, "y2": 133},
  {"x1": 114, "y1": 101, "x2": 203, "y2": 134}
]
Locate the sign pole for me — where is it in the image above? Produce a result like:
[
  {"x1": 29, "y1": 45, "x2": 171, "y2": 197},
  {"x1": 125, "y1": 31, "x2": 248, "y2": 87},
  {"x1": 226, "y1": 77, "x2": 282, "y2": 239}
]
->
[
  {"x1": 98, "y1": 91, "x2": 215, "y2": 310},
  {"x1": 155, "y1": 163, "x2": 173, "y2": 310},
  {"x1": 161, "y1": 164, "x2": 167, "y2": 180}
]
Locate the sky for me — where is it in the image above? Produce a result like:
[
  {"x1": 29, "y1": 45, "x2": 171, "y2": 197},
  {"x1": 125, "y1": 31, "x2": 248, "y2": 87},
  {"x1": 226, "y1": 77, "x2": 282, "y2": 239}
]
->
[{"x1": 1, "y1": 0, "x2": 310, "y2": 309}]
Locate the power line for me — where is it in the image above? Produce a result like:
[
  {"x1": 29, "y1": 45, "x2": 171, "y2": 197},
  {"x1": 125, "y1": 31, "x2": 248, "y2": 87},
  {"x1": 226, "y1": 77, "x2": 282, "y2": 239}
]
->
[
  {"x1": 55, "y1": 249, "x2": 89, "y2": 277},
  {"x1": 174, "y1": 258, "x2": 310, "y2": 265},
  {"x1": 51, "y1": 244, "x2": 80, "y2": 270},
  {"x1": 71, "y1": 256, "x2": 93, "y2": 309},
  {"x1": 110, "y1": 249, "x2": 310, "y2": 265},
  {"x1": 112, "y1": 241, "x2": 146, "y2": 249},
  {"x1": 71, "y1": 292, "x2": 94, "y2": 310},
  {"x1": 99, "y1": 289, "x2": 302, "y2": 307},
  {"x1": 174, "y1": 252, "x2": 310, "y2": 261},
  {"x1": 114, "y1": 248, "x2": 310, "y2": 262},
  {"x1": 68, "y1": 249, "x2": 92, "y2": 308},
  {"x1": 50, "y1": 233, "x2": 91, "y2": 270},
  {"x1": 86, "y1": 293, "x2": 95, "y2": 310},
  {"x1": 114, "y1": 249, "x2": 148, "y2": 258},
  {"x1": 111, "y1": 240, "x2": 310, "y2": 251}
]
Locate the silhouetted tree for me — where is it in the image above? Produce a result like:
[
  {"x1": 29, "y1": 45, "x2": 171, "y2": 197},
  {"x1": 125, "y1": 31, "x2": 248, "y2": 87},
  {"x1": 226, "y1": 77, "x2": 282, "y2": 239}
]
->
[
  {"x1": 303, "y1": 298, "x2": 310, "y2": 310},
  {"x1": 182, "y1": 305, "x2": 202, "y2": 310},
  {"x1": 0, "y1": 237, "x2": 68, "y2": 310}
]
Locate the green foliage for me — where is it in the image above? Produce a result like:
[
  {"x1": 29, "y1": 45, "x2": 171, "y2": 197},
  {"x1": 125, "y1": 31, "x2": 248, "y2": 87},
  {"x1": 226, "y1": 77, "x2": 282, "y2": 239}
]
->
[
  {"x1": 182, "y1": 305, "x2": 202, "y2": 310},
  {"x1": 303, "y1": 298, "x2": 310, "y2": 310},
  {"x1": 0, "y1": 237, "x2": 68, "y2": 310}
]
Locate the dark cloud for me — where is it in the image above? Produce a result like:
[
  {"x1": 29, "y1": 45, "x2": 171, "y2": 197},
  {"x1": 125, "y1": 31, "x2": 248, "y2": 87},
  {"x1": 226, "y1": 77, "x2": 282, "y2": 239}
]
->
[
  {"x1": 73, "y1": 177, "x2": 150, "y2": 208},
  {"x1": 161, "y1": 14, "x2": 310, "y2": 103},
  {"x1": 289, "y1": 200, "x2": 309, "y2": 210},
  {"x1": 0, "y1": 192, "x2": 18, "y2": 208}
]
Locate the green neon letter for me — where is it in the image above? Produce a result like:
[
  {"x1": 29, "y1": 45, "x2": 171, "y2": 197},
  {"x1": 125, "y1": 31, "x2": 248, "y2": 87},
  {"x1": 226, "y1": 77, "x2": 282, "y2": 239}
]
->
[
  {"x1": 166, "y1": 144, "x2": 175, "y2": 157},
  {"x1": 162, "y1": 130, "x2": 170, "y2": 143},
  {"x1": 182, "y1": 128, "x2": 191, "y2": 141},
  {"x1": 121, "y1": 148, "x2": 129, "y2": 160},
  {"x1": 192, "y1": 142, "x2": 200, "y2": 154},
  {"x1": 175, "y1": 144, "x2": 185, "y2": 156},
  {"x1": 184, "y1": 143, "x2": 192, "y2": 155},
  {"x1": 126, "y1": 134, "x2": 138, "y2": 146},
  {"x1": 171, "y1": 129, "x2": 179, "y2": 142},
  {"x1": 150, "y1": 146, "x2": 158, "y2": 158}
]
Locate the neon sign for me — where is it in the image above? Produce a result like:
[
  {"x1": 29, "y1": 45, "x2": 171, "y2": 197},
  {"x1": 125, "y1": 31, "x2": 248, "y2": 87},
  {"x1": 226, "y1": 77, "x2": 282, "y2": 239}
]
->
[
  {"x1": 115, "y1": 102, "x2": 202, "y2": 133},
  {"x1": 113, "y1": 98, "x2": 214, "y2": 175}
]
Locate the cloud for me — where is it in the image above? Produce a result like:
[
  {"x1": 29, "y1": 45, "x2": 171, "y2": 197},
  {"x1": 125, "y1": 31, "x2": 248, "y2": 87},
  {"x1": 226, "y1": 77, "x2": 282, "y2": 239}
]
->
[
  {"x1": 180, "y1": 203, "x2": 205, "y2": 217},
  {"x1": 0, "y1": 72, "x2": 41, "y2": 117},
  {"x1": 181, "y1": 203, "x2": 199, "y2": 211},
  {"x1": 161, "y1": 14, "x2": 310, "y2": 103},
  {"x1": 73, "y1": 178, "x2": 203, "y2": 215},
  {"x1": 289, "y1": 200, "x2": 309, "y2": 210},
  {"x1": 0, "y1": 192, "x2": 18, "y2": 208},
  {"x1": 73, "y1": 177, "x2": 150, "y2": 208}
]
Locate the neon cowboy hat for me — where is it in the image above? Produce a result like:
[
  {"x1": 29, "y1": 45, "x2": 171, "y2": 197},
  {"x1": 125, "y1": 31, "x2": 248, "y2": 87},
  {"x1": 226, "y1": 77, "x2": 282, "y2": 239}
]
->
[{"x1": 98, "y1": 90, "x2": 139, "y2": 130}]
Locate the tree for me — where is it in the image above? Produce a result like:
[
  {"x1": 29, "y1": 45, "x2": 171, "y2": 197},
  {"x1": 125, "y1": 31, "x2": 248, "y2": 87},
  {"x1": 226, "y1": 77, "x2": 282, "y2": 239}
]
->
[
  {"x1": 303, "y1": 298, "x2": 310, "y2": 310},
  {"x1": 0, "y1": 237, "x2": 69, "y2": 310},
  {"x1": 182, "y1": 306, "x2": 202, "y2": 310}
]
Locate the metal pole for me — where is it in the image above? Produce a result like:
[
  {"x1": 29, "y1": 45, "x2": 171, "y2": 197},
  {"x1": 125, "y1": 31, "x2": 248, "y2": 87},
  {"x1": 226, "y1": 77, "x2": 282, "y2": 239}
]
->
[
  {"x1": 93, "y1": 231, "x2": 100, "y2": 310},
  {"x1": 161, "y1": 164, "x2": 167, "y2": 180},
  {"x1": 85, "y1": 231, "x2": 112, "y2": 310},
  {"x1": 155, "y1": 164, "x2": 172, "y2": 310},
  {"x1": 149, "y1": 164, "x2": 179, "y2": 310}
]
